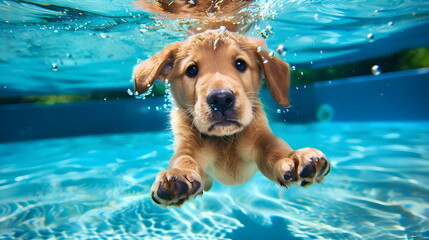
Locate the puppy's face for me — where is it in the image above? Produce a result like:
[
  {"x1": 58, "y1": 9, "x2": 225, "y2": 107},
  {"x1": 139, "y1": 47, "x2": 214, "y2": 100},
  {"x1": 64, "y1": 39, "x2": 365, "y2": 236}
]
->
[
  {"x1": 134, "y1": 30, "x2": 290, "y2": 137},
  {"x1": 169, "y1": 33, "x2": 261, "y2": 136}
]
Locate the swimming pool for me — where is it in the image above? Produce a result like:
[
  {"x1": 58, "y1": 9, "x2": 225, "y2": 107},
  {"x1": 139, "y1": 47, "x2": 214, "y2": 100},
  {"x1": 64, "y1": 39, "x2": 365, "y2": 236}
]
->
[
  {"x1": 1, "y1": 121, "x2": 428, "y2": 239},
  {"x1": 1, "y1": 0, "x2": 429, "y2": 239}
]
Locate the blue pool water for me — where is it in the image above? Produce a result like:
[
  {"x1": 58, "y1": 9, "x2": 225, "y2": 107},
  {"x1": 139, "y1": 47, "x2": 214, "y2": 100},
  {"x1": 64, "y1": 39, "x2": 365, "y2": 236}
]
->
[
  {"x1": 1, "y1": 0, "x2": 429, "y2": 239},
  {"x1": 1, "y1": 0, "x2": 429, "y2": 94},
  {"x1": 1, "y1": 122, "x2": 429, "y2": 239}
]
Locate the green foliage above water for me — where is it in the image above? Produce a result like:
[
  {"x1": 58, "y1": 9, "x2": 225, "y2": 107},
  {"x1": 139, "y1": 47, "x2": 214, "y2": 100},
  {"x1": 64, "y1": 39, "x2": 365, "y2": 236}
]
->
[{"x1": 291, "y1": 47, "x2": 429, "y2": 85}]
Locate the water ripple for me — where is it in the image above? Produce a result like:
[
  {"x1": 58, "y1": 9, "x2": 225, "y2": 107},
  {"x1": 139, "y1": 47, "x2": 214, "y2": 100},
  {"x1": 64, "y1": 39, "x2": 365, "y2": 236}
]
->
[{"x1": 0, "y1": 122, "x2": 428, "y2": 239}]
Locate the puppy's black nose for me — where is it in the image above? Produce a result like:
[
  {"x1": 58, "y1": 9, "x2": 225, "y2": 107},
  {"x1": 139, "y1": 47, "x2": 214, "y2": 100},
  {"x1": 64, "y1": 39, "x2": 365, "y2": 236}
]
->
[{"x1": 207, "y1": 89, "x2": 235, "y2": 113}]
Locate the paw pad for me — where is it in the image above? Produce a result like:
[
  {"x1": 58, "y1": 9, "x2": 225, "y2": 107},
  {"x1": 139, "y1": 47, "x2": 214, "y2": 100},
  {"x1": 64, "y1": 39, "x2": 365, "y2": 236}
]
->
[
  {"x1": 299, "y1": 160, "x2": 316, "y2": 178},
  {"x1": 157, "y1": 186, "x2": 173, "y2": 201},
  {"x1": 278, "y1": 148, "x2": 330, "y2": 188},
  {"x1": 151, "y1": 169, "x2": 203, "y2": 207},
  {"x1": 173, "y1": 179, "x2": 189, "y2": 197},
  {"x1": 283, "y1": 169, "x2": 297, "y2": 182}
]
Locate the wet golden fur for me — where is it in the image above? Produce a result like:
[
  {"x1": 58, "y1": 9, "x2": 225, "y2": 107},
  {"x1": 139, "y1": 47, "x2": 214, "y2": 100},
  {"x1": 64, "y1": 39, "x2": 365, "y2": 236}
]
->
[
  {"x1": 133, "y1": 0, "x2": 255, "y2": 33},
  {"x1": 133, "y1": 30, "x2": 330, "y2": 207}
]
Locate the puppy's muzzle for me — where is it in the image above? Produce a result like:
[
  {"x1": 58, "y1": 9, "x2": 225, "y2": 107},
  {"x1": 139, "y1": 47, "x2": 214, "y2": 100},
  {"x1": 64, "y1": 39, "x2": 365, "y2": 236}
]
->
[{"x1": 206, "y1": 89, "x2": 241, "y2": 131}]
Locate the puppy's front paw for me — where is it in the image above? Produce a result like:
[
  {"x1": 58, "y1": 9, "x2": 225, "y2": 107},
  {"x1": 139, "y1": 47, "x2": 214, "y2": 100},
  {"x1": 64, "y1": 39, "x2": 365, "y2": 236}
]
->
[
  {"x1": 151, "y1": 168, "x2": 203, "y2": 207},
  {"x1": 275, "y1": 148, "x2": 330, "y2": 188}
]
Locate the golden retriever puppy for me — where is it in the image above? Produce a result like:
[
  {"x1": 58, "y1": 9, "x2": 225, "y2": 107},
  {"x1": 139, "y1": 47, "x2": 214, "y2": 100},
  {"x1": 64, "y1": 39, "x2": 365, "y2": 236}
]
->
[{"x1": 133, "y1": 29, "x2": 330, "y2": 207}]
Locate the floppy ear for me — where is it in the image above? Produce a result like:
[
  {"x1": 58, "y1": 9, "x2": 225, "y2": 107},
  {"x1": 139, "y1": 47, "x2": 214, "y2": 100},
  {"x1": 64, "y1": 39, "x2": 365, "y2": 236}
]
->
[
  {"x1": 133, "y1": 42, "x2": 181, "y2": 94},
  {"x1": 257, "y1": 50, "x2": 291, "y2": 108}
]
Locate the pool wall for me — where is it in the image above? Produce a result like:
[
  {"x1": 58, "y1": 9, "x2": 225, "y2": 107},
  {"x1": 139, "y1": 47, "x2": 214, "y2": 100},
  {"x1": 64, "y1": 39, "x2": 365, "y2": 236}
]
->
[
  {"x1": 268, "y1": 67, "x2": 429, "y2": 122},
  {"x1": 1, "y1": 68, "x2": 428, "y2": 142}
]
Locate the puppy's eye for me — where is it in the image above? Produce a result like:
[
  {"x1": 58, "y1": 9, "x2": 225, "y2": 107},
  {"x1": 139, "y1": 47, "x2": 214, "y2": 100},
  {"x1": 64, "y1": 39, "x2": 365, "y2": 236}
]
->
[
  {"x1": 235, "y1": 60, "x2": 247, "y2": 72},
  {"x1": 186, "y1": 65, "x2": 198, "y2": 78}
]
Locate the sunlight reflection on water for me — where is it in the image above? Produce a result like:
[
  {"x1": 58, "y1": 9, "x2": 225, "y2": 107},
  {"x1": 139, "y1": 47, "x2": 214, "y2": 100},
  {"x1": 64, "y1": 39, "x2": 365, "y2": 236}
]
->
[{"x1": 0, "y1": 122, "x2": 428, "y2": 239}]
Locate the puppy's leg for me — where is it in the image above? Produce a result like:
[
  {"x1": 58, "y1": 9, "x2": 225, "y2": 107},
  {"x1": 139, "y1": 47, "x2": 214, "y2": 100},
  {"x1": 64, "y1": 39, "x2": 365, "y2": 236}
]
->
[
  {"x1": 151, "y1": 155, "x2": 207, "y2": 207},
  {"x1": 255, "y1": 132, "x2": 330, "y2": 188}
]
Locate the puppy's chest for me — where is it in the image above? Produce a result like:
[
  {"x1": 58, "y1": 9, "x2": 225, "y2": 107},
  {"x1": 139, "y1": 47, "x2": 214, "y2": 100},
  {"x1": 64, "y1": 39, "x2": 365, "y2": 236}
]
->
[{"x1": 198, "y1": 142, "x2": 257, "y2": 186}]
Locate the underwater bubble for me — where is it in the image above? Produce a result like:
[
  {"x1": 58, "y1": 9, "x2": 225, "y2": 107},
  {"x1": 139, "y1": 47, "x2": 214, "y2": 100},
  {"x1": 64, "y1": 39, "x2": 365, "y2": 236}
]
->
[
  {"x1": 277, "y1": 109, "x2": 281, "y2": 114},
  {"x1": 371, "y1": 65, "x2": 381, "y2": 75},
  {"x1": 219, "y1": 26, "x2": 227, "y2": 34},
  {"x1": 257, "y1": 46, "x2": 262, "y2": 53},
  {"x1": 51, "y1": 63, "x2": 58, "y2": 71},
  {"x1": 276, "y1": 44, "x2": 286, "y2": 56},
  {"x1": 127, "y1": 89, "x2": 133, "y2": 96},
  {"x1": 263, "y1": 60, "x2": 269, "y2": 64},
  {"x1": 258, "y1": 25, "x2": 274, "y2": 39},
  {"x1": 291, "y1": 66, "x2": 296, "y2": 71},
  {"x1": 268, "y1": 51, "x2": 275, "y2": 58},
  {"x1": 366, "y1": 33, "x2": 375, "y2": 42},
  {"x1": 313, "y1": 14, "x2": 319, "y2": 21},
  {"x1": 300, "y1": 72, "x2": 304, "y2": 76},
  {"x1": 387, "y1": 21, "x2": 394, "y2": 27},
  {"x1": 265, "y1": 25, "x2": 274, "y2": 34},
  {"x1": 135, "y1": 88, "x2": 152, "y2": 98}
]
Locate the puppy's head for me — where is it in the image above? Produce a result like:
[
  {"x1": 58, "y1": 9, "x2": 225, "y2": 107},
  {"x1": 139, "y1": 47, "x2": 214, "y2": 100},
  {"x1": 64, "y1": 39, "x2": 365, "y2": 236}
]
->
[{"x1": 133, "y1": 30, "x2": 290, "y2": 136}]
